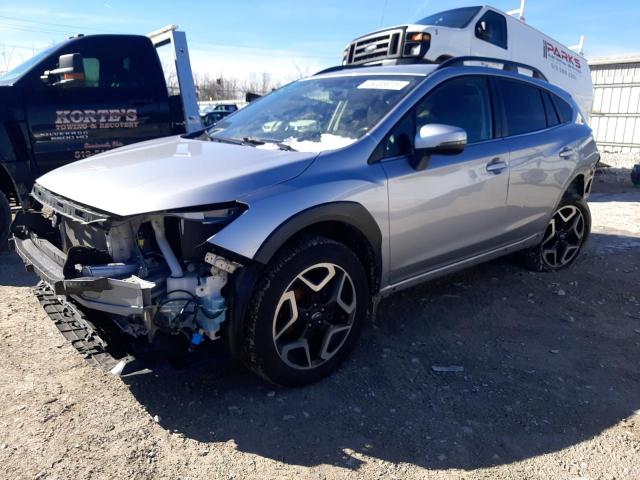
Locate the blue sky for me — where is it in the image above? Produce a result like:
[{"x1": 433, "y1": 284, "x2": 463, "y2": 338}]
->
[{"x1": 0, "y1": 0, "x2": 638, "y2": 80}]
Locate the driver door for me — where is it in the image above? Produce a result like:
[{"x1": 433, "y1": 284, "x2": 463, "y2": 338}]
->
[
  {"x1": 24, "y1": 37, "x2": 169, "y2": 177},
  {"x1": 381, "y1": 75, "x2": 512, "y2": 284}
]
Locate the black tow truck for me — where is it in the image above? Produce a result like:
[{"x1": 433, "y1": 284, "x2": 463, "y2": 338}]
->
[{"x1": 0, "y1": 26, "x2": 202, "y2": 249}]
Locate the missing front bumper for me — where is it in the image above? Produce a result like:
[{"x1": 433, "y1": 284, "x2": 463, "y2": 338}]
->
[{"x1": 11, "y1": 235, "x2": 156, "y2": 317}]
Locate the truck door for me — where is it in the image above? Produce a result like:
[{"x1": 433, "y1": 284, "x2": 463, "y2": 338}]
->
[
  {"x1": 24, "y1": 36, "x2": 171, "y2": 177},
  {"x1": 471, "y1": 10, "x2": 510, "y2": 60}
]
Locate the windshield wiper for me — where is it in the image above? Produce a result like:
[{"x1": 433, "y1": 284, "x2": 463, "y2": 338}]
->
[
  {"x1": 207, "y1": 135, "x2": 246, "y2": 146},
  {"x1": 242, "y1": 136, "x2": 297, "y2": 152}
]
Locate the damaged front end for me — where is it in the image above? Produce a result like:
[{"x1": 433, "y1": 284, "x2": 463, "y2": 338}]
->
[{"x1": 11, "y1": 183, "x2": 247, "y2": 372}]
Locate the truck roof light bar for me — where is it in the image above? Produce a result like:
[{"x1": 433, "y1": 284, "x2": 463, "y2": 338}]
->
[{"x1": 436, "y1": 56, "x2": 548, "y2": 82}]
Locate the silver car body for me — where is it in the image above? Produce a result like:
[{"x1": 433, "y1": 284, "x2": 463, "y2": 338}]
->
[
  {"x1": 39, "y1": 64, "x2": 596, "y2": 288},
  {"x1": 20, "y1": 62, "x2": 599, "y2": 349}
]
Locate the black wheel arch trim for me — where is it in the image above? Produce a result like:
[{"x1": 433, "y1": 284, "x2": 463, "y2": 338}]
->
[{"x1": 224, "y1": 201, "x2": 383, "y2": 359}]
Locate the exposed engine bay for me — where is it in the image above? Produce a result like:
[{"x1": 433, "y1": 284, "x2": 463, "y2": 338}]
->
[{"x1": 12, "y1": 184, "x2": 247, "y2": 353}]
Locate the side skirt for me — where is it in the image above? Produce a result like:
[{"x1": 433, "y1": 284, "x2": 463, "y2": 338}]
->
[{"x1": 378, "y1": 233, "x2": 541, "y2": 298}]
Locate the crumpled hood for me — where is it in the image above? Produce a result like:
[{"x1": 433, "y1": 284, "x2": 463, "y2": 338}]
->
[{"x1": 36, "y1": 136, "x2": 317, "y2": 217}]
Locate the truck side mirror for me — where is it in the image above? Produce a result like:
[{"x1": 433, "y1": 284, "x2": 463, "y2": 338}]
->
[
  {"x1": 476, "y1": 21, "x2": 491, "y2": 41},
  {"x1": 41, "y1": 53, "x2": 85, "y2": 86},
  {"x1": 410, "y1": 124, "x2": 467, "y2": 171}
]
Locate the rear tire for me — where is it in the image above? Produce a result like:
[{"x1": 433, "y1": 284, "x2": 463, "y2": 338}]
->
[
  {"x1": 0, "y1": 191, "x2": 11, "y2": 252},
  {"x1": 520, "y1": 196, "x2": 591, "y2": 272},
  {"x1": 242, "y1": 235, "x2": 370, "y2": 386}
]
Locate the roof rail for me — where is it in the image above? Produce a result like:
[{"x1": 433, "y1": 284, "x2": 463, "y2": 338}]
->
[{"x1": 437, "y1": 56, "x2": 548, "y2": 82}]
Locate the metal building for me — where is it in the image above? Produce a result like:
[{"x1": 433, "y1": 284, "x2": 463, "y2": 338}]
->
[{"x1": 589, "y1": 55, "x2": 640, "y2": 153}]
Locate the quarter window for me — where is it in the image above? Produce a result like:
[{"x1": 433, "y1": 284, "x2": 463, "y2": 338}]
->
[
  {"x1": 498, "y1": 79, "x2": 547, "y2": 136},
  {"x1": 415, "y1": 76, "x2": 493, "y2": 144},
  {"x1": 475, "y1": 11, "x2": 508, "y2": 49},
  {"x1": 542, "y1": 91, "x2": 560, "y2": 128},
  {"x1": 552, "y1": 94, "x2": 574, "y2": 124}
]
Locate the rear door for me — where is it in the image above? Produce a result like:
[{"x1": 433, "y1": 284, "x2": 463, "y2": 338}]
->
[
  {"x1": 382, "y1": 75, "x2": 512, "y2": 284},
  {"x1": 24, "y1": 36, "x2": 171, "y2": 176},
  {"x1": 496, "y1": 77, "x2": 586, "y2": 241}
]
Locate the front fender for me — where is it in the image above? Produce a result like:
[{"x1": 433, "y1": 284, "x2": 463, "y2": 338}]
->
[{"x1": 208, "y1": 177, "x2": 388, "y2": 264}]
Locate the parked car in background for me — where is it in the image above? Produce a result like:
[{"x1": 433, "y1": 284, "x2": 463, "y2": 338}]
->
[
  {"x1": 201, "y1": 104, "x2": 238, "y2": 127},
  {"x1": 12, "y1": 58, "x2": 599, "y2": 386}
]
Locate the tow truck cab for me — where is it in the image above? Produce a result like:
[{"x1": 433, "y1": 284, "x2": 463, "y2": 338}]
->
[
  {"x1": 342, "y1": 4, "x2": 593, "y2": 119},
  {"x1": 0, "y1": 28, "x2": 200, "y2": 248}
]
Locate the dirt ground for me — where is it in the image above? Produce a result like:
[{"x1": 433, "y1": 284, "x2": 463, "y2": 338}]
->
[{"x1": 0, "y1": 164, "x2": 639, "y2": 480}]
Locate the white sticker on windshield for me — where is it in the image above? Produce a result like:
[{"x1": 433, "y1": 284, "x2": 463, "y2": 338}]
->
[{"x1": 357, "y1": 79, "x2": 410, "y2": 90}]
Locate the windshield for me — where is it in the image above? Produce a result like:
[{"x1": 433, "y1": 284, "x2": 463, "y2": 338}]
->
[
  {"x1": 0, "y1": 44, "x2": 58, "y2": 85},
  {"x1": 207, "y1": 74, "x2": 422, "y2": 153},
  {"x1": 416, "y1": 6, "x2": 482, "y2": 28}
]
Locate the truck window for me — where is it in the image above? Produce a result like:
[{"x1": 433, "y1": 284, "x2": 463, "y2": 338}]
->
[
  {"x1": 498, "y1": 79, "x2": 547, "y2": 136},
  {"x1": 414, "y1": 76, "x2": 493, "y2": 144},
  {"x1": 416, "y1": 6, "x2": 482, "y2": 28},
  {"x1": 475, "y1": 11, "x2": 507, "y2": 49},
  {"x1": 47, "y1": 42, "x2": 146, "y2": 90}
]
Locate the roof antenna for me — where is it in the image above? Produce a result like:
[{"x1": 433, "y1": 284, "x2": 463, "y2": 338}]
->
[
  {"x1": 507, "y1": 0, "x2": 526, "y2": 22},
  {"x1": 570, "y1": 35, "x2": 585, "y2": 55}
]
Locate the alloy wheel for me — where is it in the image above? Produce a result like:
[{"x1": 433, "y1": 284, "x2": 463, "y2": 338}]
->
[
  {"x1": 541, "y1": 205, "x2": 585, "y2": 268},
  {"x1": 272, "y1": 262, "x2": 357, "y2": 370}
]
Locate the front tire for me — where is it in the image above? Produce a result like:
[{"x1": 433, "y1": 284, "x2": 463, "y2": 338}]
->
[
  {"x1": 0, "y1": 191, "x2": 11, "y2": 252},
  {"x1": 521, "y1": 196, "x2": 591, "y2": 272},
  {"x1": 243, "y1": 235, "x2": 370, "y2": 386}
]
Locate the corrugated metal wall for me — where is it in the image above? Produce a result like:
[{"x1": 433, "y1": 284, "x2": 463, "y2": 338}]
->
[{"x1": 590, "y1": 60, "x2": 640, "y2": 153}]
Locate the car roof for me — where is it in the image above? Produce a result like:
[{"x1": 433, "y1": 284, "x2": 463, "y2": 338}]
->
[{"x1": 311, "y1": 62, "x2": 576, "y2": 106}]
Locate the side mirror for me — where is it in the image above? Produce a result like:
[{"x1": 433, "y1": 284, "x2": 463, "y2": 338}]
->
[
  {"x1": 411, "y1": 124, "x2": 467, "y2": 171},
  {"x1": 41, "y1": 53, "x2": 84, "y2": 85},
  {"x1": 476, "y1": 21, "x2": 491, "y2": 41}
]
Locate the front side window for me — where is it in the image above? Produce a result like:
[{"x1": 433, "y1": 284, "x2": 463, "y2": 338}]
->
[
  {"x1": 208, "y1": 74, "x2": 423, "y2": 153},
  {"x1": 416, "y1": 6, "x2": 482, "y2": 28},
  {"x1": 498, "y1": 78, "x2": 547, "y2": 136},
  {"x1": 475, "y1": 11, "x2": 508, "y2": 49},
  {"x1": 415, "y1": 76, "x2": 493, "y2": 144}
]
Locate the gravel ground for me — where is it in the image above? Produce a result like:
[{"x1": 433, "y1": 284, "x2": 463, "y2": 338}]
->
[{"x1": 0, "y1": 167, "x2": 639, "y2": 480}]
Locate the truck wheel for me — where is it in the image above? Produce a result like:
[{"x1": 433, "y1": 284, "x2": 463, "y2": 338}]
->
[
  {"x1": 243, "y1": 235, "x2": 369, "y2": 386},
  {"x1": 0, "y1": 191, "x2": 10, "y2": 252},
  {"x1": 521, "y1": 196, "x2": 591, "y2": 272}
]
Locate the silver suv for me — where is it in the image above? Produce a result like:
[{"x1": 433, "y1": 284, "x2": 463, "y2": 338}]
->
[{"x1": 12, "y1": 59, "x2": 599, "y2": 386}]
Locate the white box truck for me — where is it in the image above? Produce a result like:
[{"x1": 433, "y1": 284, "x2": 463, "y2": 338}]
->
[{"x1": 342, "y1": 3, "x2": 593, "y2": 118}]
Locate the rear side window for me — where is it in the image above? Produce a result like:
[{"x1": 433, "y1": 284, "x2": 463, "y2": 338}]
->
[
  {"x1": 415, "y1": 76, "x2": 493, "y2": 144},
  {"x1": 542, "y1": 91, "x2": 560, "y2": 128},
  {"x1": 498, "y1": 79, "x2": 547, "y2": 136},
  {"x1": 551, "y1": 94, "x2": 574, "y2": 124},
  {"x1": 475, "y1": 11, "x2": 508, "y2": 49}
]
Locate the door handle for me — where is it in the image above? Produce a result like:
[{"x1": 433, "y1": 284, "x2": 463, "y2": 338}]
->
[
  {"x1": 486, "y1": 158, "x2": 507, "y2": 174},
  {"x1": 559, "y1": 147, "x2": 575, "y2": 159}
]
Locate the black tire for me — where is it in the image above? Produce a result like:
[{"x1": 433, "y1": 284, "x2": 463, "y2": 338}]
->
[
  {"x1": 243, "y1": 235, "x2": 370, "y2": 386},
  {"x1": 0, "y1": 191, "x2": 11, "y2": 252},
  {"x1": 520, "y1": 195, "x2": 591, "y2": 272}
]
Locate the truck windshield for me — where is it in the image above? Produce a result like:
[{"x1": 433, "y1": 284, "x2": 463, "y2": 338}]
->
[
  {"x1": 207, "y1": 74, "x2": 422, "y2": 153},
  {"x1": 0, "y1": 44, "x2": 58, "y2": 86},
  {"x1": 416, "y1": 6, "x2": 482, "y2": 28}
]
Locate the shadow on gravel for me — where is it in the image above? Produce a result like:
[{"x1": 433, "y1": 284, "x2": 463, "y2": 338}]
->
[
  {"x1": 0, "y1": 252, "x2": 37, "y2": 287},
  {"x1": 93, "y1": 234, "x2": 640, "y2": 470}
]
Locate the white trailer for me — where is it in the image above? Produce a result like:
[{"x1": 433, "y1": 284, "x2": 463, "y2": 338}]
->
[{"x1": 342, "y1": 4, "x2": 593, "y2": 118}]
